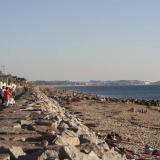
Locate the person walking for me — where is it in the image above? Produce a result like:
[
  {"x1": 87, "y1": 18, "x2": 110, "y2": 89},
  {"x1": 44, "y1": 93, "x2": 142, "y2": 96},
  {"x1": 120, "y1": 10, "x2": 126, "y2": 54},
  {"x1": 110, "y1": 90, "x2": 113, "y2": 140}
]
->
[
  {"x1": 3, "y1": 87, "x2": 12, "y2": 107},
  {"x1": 9, "y1": 88, "x2": 16, "y2": 105},
  {"x1": 0, "y1": 87, "x2": 2, "y2": 104},
  {"x1": 0, "y1": 86, "x2": 5, "y2": 105}
]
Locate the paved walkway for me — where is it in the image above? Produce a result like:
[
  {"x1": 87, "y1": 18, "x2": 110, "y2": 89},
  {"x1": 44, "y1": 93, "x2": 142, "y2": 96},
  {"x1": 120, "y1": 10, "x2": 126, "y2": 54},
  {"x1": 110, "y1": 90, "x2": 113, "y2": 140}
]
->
[{"x1": 0, "y1": 90, "x2": 43, "y2": 155}]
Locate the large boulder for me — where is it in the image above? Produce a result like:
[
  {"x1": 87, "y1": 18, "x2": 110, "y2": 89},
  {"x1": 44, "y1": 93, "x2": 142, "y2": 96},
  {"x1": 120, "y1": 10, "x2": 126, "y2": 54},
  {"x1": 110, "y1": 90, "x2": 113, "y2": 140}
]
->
[
  {"x1": 59, "y1": 145, "x2": 100, "y2": 160},
  {"x1": 0, "y1": 145, "x2": 26, "y2": 159},
  {"x1": 79, "y1": 133, "x2": 99, "y2": 144},
  {"x1": 55, "y1": 130, "x2": 80, "y2": 146},
  {"x1": 0, "y1": 154, "x2": 10, "y2": 160},
  {"x1": 102, "y1": 148, "x2": 126, "y2": 160},
  {"x1": 37, "y1": 150, "x2": 59, "y2": 160}
]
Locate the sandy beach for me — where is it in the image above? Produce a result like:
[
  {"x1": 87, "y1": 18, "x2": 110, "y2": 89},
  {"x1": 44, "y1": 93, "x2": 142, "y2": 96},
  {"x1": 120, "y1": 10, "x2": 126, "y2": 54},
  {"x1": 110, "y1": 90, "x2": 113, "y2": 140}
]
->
[{"x1": 45, "y1": 87, "x2": 160, "y2": 156}]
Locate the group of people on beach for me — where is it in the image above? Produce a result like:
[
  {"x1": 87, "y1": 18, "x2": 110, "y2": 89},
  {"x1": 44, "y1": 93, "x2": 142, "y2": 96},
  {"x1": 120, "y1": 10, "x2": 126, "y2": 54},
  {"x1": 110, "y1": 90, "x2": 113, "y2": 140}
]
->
[{"x1": 0, "y1": 86, "x2": 16, "y2": 107}]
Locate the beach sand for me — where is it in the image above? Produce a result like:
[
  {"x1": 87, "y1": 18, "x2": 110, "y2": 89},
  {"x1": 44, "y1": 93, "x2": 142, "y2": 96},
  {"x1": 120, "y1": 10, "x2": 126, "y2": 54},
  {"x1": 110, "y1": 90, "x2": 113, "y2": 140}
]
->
[{"x1": 45, "y1": 87, "x2": 160, "y2": 154}]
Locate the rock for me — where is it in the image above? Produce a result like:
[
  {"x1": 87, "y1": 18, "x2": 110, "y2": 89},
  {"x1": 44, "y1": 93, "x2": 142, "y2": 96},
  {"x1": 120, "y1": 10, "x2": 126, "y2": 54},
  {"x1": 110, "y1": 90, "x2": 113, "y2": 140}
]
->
[
  {"x1": 18, "y1": 150, "x2": 59, "y2": 160},
  {"x1": 80, "y1": 144, "x2": 91, "y2": 154},
  {"x1": 59, "y1": 145, "x2": 77, "y2": 160},
  {"x1": 8, "y1": 146, "x2": 26, "y2": 159},
  {"x1": 35, "y1": 120, "x2": 53, "y2": 126},
  {"x1": 41, "y1": 140, "x2": 49, "y2": 148},
  {"x1": 55, "y1": 130, "x2": 79, "y2": 146},
  {"x1": 13, "y1": 123, "x2": 21, "y2": 129},
  {"x1": 38, "y1": 150, "x2": 59, "y2": 160},
  {"x1": 42, "y1": 132, "x2": 58, "y2": 144},
  {"x1": 29, "y1": 111, "x2": 43, "y2": 120},
  {"x1": 51, "y1": 121, "x2": 58, "y2": 129},
  {"x1": 79, "y1": 133, "x2": 99, "y2": 144},
  {"x1": 66, "y1": 120, "x2": 79, "y2": 132},
  {"x1": 20, "y1": 106, "x2": 35, "y2": 111},
  {"x1": 20, "y1": 120, "x2": 32, "y2": 126},
  {"x1": 30, "y1": 125, "x2": 49, "y2": 133},
  {"x1": 77, "y1": 125, "x2": 91, "y2": 135},
  {"x1": 68, "y1": 127, "x2": 78, "y2": 133},
  {"x1": 58, "y1": 122, "x2": 69, "y2": 132},
  {"x1": 79, "y1": 134, "x2": 91, "y2": 144},
  {"x1": 0, "y1": 145, "x2": 26, "y2": 159},
  {"x1": 54, "y1": 136, "x2": 66, "y2": 145},
  {"x1": 43, "y1": 112, "x2": 58, "y2": 120},
  {"x1": 59, "y1": 145, "x2": 100, "y2": 160},
  {"x1": 11, "y1": 136, "x2": 26, "y2": 142},
  {"x1": 88, "y1": 151, "x2": 101, "y2": 160},
  {"x1": 102, "y1": 149, "x2": 126, "y2": 160},
  {"x1": 0, "y1": 154, "x2": 10, "y2": 160},
  {"x1": 101, "y1": 143, "x2": 110, "y2": 151},
  {"x1": 80, "y1": 143, "x2": 110, "y2": 158}
]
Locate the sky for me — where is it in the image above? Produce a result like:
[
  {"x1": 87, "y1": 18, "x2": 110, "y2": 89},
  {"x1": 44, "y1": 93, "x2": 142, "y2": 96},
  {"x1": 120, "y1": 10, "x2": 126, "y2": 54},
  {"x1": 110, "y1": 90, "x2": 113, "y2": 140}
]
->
[{"x1": 0, "y1": 0, "x2": 160, "y2": 81}]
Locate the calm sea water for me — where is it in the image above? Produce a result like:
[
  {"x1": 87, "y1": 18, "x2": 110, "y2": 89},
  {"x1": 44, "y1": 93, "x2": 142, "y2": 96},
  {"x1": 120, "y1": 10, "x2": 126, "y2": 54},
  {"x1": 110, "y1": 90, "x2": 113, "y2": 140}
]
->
[{"x1": 62, "y1": 85, "x2": 160, "y2": 100}]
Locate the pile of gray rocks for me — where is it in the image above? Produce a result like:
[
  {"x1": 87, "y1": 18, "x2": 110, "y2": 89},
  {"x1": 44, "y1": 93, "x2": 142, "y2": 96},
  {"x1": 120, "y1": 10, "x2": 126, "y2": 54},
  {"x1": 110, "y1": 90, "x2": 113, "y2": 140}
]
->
[{"x1": 0, "y1": 87, "x2": 127, "y2": 160}]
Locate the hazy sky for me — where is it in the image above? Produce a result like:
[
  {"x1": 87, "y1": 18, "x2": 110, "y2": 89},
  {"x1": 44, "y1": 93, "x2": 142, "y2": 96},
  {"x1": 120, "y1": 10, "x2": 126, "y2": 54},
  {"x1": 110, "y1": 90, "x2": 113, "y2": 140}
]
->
[{"x1": 0, "y1": 0, "x2": 160, "y2": 81}]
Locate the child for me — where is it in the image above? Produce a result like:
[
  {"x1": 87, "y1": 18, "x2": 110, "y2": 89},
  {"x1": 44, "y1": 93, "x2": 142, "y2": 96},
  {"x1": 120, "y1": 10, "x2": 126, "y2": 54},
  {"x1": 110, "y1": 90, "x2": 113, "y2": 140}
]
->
[{"x1": 3, "y1": 87, "x2": 12, "y2": 107}]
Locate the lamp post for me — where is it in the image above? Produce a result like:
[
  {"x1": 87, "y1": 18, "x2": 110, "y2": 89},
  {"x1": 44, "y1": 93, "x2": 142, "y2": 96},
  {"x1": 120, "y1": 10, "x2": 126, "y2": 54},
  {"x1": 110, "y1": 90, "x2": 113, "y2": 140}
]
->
[
  {"x1": 0, "y1": 65, "x2": 8, "y2": 86},
  {"x1": 1, "y1": 65, "x2": 5, "y2": 75}
]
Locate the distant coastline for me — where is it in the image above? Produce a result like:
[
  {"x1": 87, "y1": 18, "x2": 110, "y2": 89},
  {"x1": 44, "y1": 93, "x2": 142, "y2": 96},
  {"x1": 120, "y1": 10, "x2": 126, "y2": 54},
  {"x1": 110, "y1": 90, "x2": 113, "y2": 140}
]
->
[{"x1": 31, "y1": 80, "x2": 160, "y2": 86}]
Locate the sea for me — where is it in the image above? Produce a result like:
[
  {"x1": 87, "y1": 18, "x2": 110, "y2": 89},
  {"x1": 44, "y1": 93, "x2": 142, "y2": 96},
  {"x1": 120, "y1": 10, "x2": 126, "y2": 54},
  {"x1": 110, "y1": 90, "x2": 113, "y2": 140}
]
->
[{"x1": 62, "y1": 85, "x2": 160, "y2": 100}]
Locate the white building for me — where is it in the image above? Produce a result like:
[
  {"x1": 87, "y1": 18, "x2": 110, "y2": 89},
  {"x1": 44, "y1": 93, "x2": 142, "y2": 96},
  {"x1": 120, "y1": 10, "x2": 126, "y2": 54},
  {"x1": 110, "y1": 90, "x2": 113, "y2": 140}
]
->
[{"x1": 144, "y1": 81, "x2": 151, "y2": 85}]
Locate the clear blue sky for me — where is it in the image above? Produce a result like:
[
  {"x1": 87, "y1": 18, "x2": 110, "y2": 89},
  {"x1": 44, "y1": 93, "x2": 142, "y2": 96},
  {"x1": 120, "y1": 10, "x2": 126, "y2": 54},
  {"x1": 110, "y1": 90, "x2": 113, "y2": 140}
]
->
[{"x1": 0, "y1": 0, "x2": 160, "y2": 81}]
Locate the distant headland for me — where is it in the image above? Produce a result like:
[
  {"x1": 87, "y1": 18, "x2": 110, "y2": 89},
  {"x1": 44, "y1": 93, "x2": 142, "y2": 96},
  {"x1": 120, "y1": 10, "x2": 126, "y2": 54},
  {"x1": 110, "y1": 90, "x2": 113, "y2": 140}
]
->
[{"x1": 31, "y1": 80, "x2": 160, "y2": 86}]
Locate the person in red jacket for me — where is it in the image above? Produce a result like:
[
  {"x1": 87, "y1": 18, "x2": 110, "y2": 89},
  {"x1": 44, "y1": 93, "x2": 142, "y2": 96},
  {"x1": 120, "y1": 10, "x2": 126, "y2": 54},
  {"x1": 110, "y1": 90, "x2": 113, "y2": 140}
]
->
[{"x1": 3, "y1": 87, "x2": 12, "y2": 107}]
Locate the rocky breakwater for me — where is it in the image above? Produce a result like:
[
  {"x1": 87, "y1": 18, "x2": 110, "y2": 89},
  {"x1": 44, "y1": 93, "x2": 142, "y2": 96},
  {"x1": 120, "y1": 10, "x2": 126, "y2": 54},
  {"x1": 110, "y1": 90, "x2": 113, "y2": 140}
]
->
[{"x1": 0, "y1": 86, "x2": 127, "y2": 160}]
